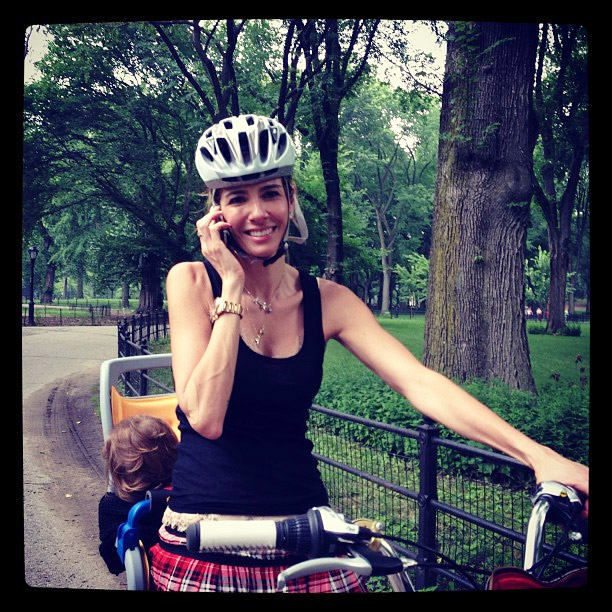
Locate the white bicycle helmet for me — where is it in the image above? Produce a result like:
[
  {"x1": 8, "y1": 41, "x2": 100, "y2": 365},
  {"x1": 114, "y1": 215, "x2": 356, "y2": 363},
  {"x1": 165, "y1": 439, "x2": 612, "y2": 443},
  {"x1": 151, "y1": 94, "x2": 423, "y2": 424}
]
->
[{"x1": 195, "y1": 114, "x2": 308, "y2": 247}]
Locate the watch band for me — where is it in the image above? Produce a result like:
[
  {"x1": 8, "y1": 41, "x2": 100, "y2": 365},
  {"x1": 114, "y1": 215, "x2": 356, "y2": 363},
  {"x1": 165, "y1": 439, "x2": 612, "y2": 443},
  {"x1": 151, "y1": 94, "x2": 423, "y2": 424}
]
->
[{"x1": 209, "y1": 298, "x2": 244, "y2": 324}]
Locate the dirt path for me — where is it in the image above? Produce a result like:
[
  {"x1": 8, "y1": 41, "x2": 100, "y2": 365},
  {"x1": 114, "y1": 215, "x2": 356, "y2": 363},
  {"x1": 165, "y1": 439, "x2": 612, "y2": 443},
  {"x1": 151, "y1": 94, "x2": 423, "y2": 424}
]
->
[{"x1": 22, "y1": 327, "x2": 126, "y2": 592}]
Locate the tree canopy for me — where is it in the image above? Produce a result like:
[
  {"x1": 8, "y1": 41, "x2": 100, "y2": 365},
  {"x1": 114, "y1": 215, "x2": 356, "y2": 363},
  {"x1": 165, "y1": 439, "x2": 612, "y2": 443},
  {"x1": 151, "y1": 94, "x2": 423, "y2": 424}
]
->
[{"x1": 23, "y1": 19, "x2": 589, "y2": 394}]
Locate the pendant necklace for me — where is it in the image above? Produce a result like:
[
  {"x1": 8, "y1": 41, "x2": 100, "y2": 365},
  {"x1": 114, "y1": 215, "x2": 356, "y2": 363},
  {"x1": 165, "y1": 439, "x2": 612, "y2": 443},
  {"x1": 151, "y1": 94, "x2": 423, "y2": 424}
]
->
[
  {"x1": 244, "y1": 286, "x2": 274, "y2": 314},
  {"x1": 244, "y1": 272, "x2": 285, "y2": 347}
]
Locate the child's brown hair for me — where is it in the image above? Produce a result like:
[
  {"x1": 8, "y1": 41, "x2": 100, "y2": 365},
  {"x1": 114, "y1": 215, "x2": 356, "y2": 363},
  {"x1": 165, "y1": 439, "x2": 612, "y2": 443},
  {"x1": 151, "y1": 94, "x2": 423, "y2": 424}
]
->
[{"x1": 103, "y1": 415, "x2": 178, "y2": 502}]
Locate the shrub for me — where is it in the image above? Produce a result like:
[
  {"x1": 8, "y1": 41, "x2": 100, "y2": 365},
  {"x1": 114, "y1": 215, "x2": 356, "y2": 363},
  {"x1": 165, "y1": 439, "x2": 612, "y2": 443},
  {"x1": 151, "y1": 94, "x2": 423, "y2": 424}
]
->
[
  {"x1": 528, "y1": 322, "x2": 582, "y2": 336},
  {"x1": 316, "y1": 370, "x2": 589, "y2": 469},
  {"x1": 444, "y1": 379, "x2": 589, "y2": 466}
]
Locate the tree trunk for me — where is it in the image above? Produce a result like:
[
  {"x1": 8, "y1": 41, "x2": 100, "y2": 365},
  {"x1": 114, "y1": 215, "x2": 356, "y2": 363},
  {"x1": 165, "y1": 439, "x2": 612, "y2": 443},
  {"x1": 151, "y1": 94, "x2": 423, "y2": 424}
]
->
[
  {"x1": 137, "y1": 253, "x2": 163, "y2": 312},
  {"x1": 319, "y1": 127, "x2": 344, "y2": 283},
  {"x1": 375, "y1": 211, "x2": 392, "y2": 315},
  {"x1": 77, "y1": 269, "x2": 84, "y2": 299},
  {"x1": 121, "y1": 281, "x2": 131, "y2": 308},
  {"x1": 547, "y1": 225, "x2": 570, "y2": 332},
  {"x1": 41, "y1": 264, "x2": 56, "y2": 304},
  {"x1": 423, "y1": 22, "x2": 538, "y2": 392}
]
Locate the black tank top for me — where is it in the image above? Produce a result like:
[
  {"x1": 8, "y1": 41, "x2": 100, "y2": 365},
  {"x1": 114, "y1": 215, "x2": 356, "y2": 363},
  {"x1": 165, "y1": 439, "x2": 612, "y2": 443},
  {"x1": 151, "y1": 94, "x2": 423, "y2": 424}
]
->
[{"x1": 168, "y1": 261, "x2": 329, "y2": 515}]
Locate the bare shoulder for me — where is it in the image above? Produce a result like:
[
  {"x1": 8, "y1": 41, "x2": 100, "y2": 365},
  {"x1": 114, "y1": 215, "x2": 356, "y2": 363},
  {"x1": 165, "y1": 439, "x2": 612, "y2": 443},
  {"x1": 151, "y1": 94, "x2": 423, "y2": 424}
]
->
[
  {"x1": 166, "y1": 261, "x2": 214, "y2": 319},
  {"x1": 317, "y1": 277, "x2": 375, "y2": 342},
  {"x1": 317, "y1": 277, "x2": 370, "y2": 307},
  {"x1": 167, "y1": 260, "x2": 206, "y2": 284},
  {"x1": 167, "y1": 261, "x2": 212, "y2": 294}
]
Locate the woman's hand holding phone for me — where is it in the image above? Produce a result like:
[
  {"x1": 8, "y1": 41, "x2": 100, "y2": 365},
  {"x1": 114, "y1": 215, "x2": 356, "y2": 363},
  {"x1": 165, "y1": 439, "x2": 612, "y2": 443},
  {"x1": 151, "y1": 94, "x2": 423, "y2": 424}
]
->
[{"x1": 196, "y1": 206, "x2": 244, "y2": 285}]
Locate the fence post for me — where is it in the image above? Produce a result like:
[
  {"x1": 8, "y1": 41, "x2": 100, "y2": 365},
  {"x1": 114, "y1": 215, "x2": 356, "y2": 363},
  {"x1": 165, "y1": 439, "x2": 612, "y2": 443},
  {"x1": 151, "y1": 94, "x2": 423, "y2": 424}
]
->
[
  {"x1": 416, "y1": 418, "x2": 439, "y2": 590},
  {"x1": 139, "y1": 339, "x2": 149, "y2": 396}
]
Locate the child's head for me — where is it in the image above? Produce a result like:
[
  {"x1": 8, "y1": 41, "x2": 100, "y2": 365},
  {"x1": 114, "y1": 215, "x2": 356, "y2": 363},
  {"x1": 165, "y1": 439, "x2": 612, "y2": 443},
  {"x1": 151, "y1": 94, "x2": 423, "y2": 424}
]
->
[{"x1": 103, "y1": 415, "x2": 178, "y2": 502}]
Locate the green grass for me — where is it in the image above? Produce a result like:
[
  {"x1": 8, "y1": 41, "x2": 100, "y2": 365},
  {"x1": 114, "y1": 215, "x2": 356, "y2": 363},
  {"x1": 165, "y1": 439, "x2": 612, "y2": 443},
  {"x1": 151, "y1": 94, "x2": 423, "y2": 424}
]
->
[
  {"x1": 315, "y1": 315, "x2": 589, "y2": 464},
  {"x1": 527, "y1": 321, "x2": 590, "y2": 388},
  {"x1": 321, "y1": 315, "x2": 589, "y2": 395}
]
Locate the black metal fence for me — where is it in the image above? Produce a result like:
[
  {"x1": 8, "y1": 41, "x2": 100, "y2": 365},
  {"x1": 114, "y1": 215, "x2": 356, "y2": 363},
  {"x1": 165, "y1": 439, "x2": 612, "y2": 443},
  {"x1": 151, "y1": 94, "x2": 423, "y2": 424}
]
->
[
  {"x1": 117, "y1": 310, "x2": 169, "y2": 359},
  {"x1": 308, "y1": 406, "x2": 587, "y2": 590},
  {"x1": 116, "y1": 311, "x2": 588, "y2": 591},
  {"x1": 22, "y1": 302, "x2": 119, "y2": 326}
]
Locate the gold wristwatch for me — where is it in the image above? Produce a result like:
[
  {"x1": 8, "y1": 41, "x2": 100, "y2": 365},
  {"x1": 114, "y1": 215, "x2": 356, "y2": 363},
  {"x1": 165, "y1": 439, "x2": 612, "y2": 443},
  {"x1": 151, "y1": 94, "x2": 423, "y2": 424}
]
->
[{"x1": 209, "y1": 297, "x2": 244, "y2": 324}]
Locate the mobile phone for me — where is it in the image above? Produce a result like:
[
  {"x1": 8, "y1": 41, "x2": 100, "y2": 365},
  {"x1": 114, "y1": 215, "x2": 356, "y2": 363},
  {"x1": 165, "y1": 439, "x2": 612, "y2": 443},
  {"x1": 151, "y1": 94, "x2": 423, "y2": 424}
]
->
[{"x1": 219, "y1": 216, "x2": 239, "y2": 254}]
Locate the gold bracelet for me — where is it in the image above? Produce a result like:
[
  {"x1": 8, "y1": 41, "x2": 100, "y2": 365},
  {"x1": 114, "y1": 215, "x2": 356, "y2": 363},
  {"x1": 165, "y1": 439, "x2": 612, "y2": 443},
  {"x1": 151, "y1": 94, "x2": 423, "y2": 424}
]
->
[{"x1": 209, "y1": 297, "x2": 244, "y2": 324}]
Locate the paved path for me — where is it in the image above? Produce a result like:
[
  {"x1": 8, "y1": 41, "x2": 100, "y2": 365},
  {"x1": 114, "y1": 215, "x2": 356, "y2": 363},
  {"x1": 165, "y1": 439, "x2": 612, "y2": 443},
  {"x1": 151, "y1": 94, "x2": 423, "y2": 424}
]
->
[{"x1": 22, "y1": 326, "x2": 127, "y2": 592}]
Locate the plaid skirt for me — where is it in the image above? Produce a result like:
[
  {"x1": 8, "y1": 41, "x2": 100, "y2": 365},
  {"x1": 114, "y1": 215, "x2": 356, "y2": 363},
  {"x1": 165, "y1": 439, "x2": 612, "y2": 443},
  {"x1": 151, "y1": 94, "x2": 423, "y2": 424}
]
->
[{"x1": 149, "y1": 525, "x2": 368, "y2": 593}]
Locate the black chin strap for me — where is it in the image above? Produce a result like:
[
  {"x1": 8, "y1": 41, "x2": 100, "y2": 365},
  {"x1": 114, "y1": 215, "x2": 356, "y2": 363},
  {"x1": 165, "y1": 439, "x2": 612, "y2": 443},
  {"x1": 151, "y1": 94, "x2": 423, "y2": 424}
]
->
[
  {"x1": 229, "y1": 240, "x2": 287, "y2": 267},
  {"x1": 263, "y1": 241, "x2": 288, "y2": 266}
]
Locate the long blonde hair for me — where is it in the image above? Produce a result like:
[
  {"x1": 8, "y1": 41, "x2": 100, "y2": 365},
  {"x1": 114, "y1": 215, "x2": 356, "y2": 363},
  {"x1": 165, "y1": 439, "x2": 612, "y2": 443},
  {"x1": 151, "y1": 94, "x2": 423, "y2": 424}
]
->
[{"x1": 103, "y1": 415, "x2": 178, "y2": 502}]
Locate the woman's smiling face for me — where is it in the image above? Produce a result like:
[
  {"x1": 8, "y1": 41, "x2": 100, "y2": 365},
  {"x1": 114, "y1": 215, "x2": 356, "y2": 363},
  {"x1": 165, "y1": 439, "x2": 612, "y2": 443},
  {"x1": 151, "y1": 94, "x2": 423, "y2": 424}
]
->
[{"x1": 218, "y1": 178, "x2": 292, "y2": 258}]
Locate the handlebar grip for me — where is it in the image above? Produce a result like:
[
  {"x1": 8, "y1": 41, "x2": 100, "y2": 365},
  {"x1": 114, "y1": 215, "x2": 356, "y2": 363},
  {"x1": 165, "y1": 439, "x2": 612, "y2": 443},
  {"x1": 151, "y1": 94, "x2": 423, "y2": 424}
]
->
[
  {"x1": 186, "y1": 519, "x2": 278, "y2": 553},
  {"x1": 185, "y1": 510, "x2": 329, "y2": 556}
]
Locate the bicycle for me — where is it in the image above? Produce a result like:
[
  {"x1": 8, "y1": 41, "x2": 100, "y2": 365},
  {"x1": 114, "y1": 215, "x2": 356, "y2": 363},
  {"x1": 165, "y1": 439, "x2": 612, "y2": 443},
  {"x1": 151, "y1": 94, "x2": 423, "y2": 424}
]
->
[
  {"x1": 180, "y1": 480, "x2": 587, "y2": 592},
  {"x1": 102, "y1": 356, "x2": 587, "y2": 591}
]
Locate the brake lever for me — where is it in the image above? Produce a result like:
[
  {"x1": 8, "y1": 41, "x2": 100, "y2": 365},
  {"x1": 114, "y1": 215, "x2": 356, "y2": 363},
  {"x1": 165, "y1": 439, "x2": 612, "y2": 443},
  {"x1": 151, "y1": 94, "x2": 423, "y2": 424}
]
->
[
  {"x1": 276, "y1": 554, "x2": 373, "y2": 590},
  {"x1": 348, "y1": 543, "x2": 406, "y2": 576}
]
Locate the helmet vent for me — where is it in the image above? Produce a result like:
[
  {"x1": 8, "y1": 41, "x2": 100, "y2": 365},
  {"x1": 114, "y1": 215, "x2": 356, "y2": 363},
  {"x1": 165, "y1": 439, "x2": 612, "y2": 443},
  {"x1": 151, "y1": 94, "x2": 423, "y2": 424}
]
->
[
  {"x1": 223, "y1": 120, "x2": 233, "y2": 129},
  {"x1": 258, "y1": 129, "x2": 270, "y2": 162},
  {"x1": 246, "y1": 115, "x2": 255, "y2": 126},
  {"x1": 277, "y1": 133, "x2": 287, "y2": 158},
  {"x1": 199, "y1": 146, "x2": 214, "y2": 163},
  {"x1": 216, "y1": 137, "x2": 233, "y2": 163},
  {"x1": 238, "y1": 132, "x2": 251, "y2": 165}
]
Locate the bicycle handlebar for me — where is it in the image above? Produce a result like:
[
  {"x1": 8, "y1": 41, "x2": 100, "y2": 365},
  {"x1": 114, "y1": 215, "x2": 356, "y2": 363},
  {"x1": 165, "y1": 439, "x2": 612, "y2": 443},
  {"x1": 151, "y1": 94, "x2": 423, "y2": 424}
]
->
[
  {"x1": 523, "y1": 481, "x2": 586, "y2": 573},
  {"x1": 186, "y1": 506, "x2": 405, "y2": 588},
  {"x1": 186, "y1": 506, "x2": 373, "y2": 557},
  {"x1": 184, "y1": 482, "x2": 585, "y2": 590}
]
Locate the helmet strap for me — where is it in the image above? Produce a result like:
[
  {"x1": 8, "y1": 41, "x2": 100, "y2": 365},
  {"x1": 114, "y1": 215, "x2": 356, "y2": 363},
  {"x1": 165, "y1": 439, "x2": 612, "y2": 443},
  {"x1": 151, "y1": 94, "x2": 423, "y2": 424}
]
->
[{"x1": 263, "y1": 241, "x2": 288, "y2": 267}]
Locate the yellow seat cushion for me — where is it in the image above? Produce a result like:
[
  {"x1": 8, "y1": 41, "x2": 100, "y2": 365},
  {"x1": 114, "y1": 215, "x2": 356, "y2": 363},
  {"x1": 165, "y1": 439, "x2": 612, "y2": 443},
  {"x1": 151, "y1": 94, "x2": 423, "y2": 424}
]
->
[{"x1": 111, "y1": 386, "x2": 180, "y2": 440}]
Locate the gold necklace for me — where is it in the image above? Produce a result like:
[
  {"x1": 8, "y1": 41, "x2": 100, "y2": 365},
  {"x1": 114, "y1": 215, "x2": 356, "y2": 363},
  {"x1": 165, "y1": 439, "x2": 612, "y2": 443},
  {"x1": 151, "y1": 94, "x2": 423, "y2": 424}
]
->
[
  {"x1": 245, "y1": 305, "x2": 267, "y2": 347},
  {"x1": 243, "y1": 272, "x2": 285, "y2": 347},
  {"x1": 243, "y1": 286, "x2": 273, "y2": 313}
]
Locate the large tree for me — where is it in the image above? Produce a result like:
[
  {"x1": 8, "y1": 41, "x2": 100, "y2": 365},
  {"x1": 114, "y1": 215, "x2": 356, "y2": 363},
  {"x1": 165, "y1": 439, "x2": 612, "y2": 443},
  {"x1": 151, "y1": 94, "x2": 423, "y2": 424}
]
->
[
  {"x1": 423, "y1": 22, "x2": 538, "y2": 392},
  {"x1": 532, "y1": 23, "x2": 589, "y2": 333},
  {"x1": 24, "y1": 22, "x2": 202, "y2": 310},
  {"x1": 298, "y1": 19, "x2": 380, "y2": 284},
  {"x1": 343, "y1": 78, "x2": 438, "y2": 313}
]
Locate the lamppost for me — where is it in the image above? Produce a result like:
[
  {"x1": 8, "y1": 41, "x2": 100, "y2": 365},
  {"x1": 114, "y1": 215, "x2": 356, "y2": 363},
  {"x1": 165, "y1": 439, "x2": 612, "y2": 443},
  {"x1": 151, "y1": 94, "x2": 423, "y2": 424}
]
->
[{"x1": 28, "y1": 245, "x2": 38, "y2": 326}]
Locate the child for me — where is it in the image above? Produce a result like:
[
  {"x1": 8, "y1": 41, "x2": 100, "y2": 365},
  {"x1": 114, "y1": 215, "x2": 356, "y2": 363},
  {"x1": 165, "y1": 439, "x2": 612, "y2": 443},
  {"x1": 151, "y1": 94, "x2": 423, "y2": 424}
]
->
[{"x1": 98, "y1": 414, "x2": 178, "y2": 575}]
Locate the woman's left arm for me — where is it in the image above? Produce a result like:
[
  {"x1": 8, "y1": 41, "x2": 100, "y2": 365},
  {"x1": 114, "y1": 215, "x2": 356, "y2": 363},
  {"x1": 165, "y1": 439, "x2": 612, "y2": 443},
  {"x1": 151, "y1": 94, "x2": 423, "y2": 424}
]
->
[{"x1": 319, "y1": 280, "x2": 589, "y2": 513}]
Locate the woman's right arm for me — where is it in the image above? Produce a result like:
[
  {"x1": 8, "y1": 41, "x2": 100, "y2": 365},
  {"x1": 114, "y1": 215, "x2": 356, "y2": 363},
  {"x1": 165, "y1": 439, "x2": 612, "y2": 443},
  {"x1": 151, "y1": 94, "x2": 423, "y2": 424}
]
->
[
  {"x1": 166, "y1": 262, "x2": 242, "y2": 439},
  {"x1": 167, "y1": 207, "x2": 245, "y2": 439}
]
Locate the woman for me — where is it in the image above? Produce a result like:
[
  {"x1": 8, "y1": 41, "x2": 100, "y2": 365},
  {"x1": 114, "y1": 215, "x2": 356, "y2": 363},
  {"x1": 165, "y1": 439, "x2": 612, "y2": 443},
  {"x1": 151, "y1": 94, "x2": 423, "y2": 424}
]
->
[{"x1": 150, "y1": 114, "x2": 588, "y2": 593}]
